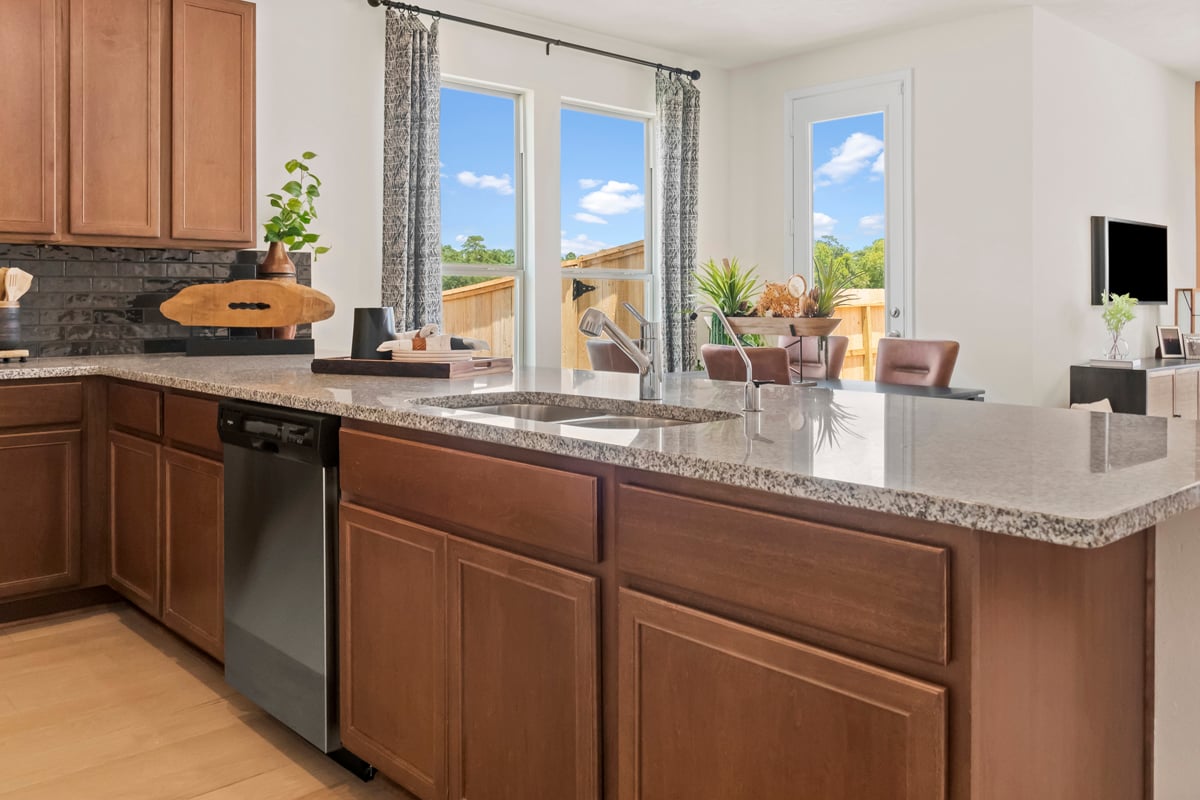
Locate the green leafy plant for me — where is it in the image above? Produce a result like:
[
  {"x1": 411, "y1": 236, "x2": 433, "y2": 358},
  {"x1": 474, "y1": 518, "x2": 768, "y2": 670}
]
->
[
  {"x1": 1101, "y1": 292, "x2": 1137, "y2": 334},
  {"x1": 695, "y1": 257, "x2": 763, "y2": 346},
  {"x1": 264, "y1": 152, "x2": 330, "y2": 259},
  {"x1": 809, "y1": 251, "x2": 865, "y2": 317}
]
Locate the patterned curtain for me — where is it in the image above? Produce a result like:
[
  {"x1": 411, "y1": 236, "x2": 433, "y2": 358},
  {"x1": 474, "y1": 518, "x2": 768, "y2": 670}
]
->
[
  {"x1": 382, "y1": 11, "x2": 442, "y2": 330},
  {"x1": 656, "y1": 72, "x2": 701, "y2": 372}
]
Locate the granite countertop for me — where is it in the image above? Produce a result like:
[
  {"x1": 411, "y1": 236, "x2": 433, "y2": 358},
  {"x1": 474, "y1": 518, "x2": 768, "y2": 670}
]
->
[{"x1": 3, "y1": 354, "x2": 1196, "y2": 549}]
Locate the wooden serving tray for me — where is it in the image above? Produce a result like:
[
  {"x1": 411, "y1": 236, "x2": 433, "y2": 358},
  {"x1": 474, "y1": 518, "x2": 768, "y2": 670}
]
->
[{"x1": 311, "y1": 356, "x2": 513, "y2": 379}]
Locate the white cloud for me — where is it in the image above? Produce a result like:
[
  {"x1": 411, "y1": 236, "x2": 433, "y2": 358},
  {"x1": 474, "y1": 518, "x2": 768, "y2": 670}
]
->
[
  {"x1": 454, "y1": 234, "x2": 468, "y2": 244},
  {"x1": 456, "y1": 171, "x2": 514, "y2": 196},
  {"x1": 858, "y1": 214, "x2": 885, "y2": 234},
  {"x1": 573, "y1": 212, "x2": 608, "y2": 225},
  {"x1": 578, "y1": 178, "x2": 602, "y2": 189},
  {"x1": 813, "y1": 212, "x2": 838, "y2": 238},
  {"x1": 871, "y1": 152, "x2": 885, "y2": 174},
  {"x1": 580, "y1": 181, "x2": 644, "y2": 216},
  {"x1": 814, "y1": 132, "x2": 884, "y2": 186},
  {"x1": 561, "y1": 232, "x2": 609, "y2": 256}
]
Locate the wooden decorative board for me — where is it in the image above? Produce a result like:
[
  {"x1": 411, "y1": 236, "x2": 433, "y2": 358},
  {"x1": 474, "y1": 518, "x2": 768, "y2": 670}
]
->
[
  {"x1": 311, "y1": 356, "x2": 514, "y2": 379},
  {"x1": 726, "y1": 316, "x2": 843, "y2": 337},
  {"x1": 160, "y1": 280, "x2": 335, "y2": 328}
]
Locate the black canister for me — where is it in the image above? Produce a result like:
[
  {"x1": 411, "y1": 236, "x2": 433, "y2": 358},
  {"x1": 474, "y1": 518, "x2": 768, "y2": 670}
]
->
[
  {"x1": 0, "y1": 307, "x2": 20, "y2": 350},
  {"x1": 350, "y1": 307, "x2": 396, "y2": 360}
]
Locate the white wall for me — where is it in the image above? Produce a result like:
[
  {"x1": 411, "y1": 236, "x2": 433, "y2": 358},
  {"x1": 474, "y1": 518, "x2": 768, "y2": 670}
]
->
[
  {"x1": 724, "y1": 7, "x2": 1196, "y2": 406},
  {"x1": 254, "y1": 0, "x2": 729, "y2": 359},
  {"x1": 1031, "y1": 7, "x2": 1197, "y2": 407},
  {"x1": 725, "y1": 9, "x2": 1037, "y2": 404}
]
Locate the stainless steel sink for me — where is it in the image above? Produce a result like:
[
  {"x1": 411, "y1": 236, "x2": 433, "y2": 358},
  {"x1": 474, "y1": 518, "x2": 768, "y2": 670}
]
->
[
  {"x1": 562, "y1": 416, "x2": 695, "y2": 430},
  {"x1": 462, "y1": 403, "x2": 604, "y2": 423}
]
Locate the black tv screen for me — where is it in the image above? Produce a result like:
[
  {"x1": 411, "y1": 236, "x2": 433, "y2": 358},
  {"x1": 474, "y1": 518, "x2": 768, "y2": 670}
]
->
[{"x1": 1092, "y1": 217, "x2": 1168, "y2": 305}]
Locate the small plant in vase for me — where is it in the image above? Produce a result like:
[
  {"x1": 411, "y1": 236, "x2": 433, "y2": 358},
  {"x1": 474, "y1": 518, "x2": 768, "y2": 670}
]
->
[
  {"x1": 261, "y1": 152, "x2": 331, "y2": 282},
  {"x1": 1101, "y1": 292, "x2": 1137, "y2": 359},
  {"x1": 694, "y1": 257, "x2": 763, "y2": 346}
]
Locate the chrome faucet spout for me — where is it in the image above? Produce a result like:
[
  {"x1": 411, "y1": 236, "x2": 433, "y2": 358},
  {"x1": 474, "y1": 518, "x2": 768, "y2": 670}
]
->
[
  {"x1": 578, "y1": 306, "x2": 663, "y2": 401},
  {"x1": 692, "y1": 304, "x2": 766, "y2": 413}
]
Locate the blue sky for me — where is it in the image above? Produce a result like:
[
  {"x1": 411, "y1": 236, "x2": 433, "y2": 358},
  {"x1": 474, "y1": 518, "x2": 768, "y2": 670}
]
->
[
  {"x1": 811, "y1": 112, "x2": 886, "y2": 251},
  {"x1": 439, "y1": 87, "x2": 646, "y2": 261},
  {"x1": 559, "y1": 108, "x2": 646, "y2": 259},
  {"x1": 440, "y1": 88, "x2": 518, "y2": 256}
]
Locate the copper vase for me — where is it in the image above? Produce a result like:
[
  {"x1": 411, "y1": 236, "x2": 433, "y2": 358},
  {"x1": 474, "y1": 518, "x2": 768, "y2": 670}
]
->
[{"x1": 257, "y1": 241, "x2": 298, "y2": 340}]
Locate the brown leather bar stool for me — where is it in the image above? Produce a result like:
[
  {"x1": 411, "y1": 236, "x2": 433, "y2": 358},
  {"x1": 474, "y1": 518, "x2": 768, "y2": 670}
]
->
[
  {"x1": 874, "y1": 338, "x2": 960, "y2": 387},
  {"x1": 585, "y1": 339, "x2": 640, "y2": 374},
  {"x1": 779, "y1": 335, "x2": 849, "y2": 381},
  {"x1": 700, "y1": 344, "x2": 793, "y2": 386}
]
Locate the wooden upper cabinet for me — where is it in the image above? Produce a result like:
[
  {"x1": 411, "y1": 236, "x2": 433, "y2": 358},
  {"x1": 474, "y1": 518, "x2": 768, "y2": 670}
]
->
[
  {"x1": 69, "y1": 0, "x2": 163, "y2": 238},
  {"x1": 172, "y1": 0, "x2": 255, "y2": 243},
  {"x1": 0, "y1": 0, "x2": 59, "y2": 236},
  {"x1": 619, "y1": 590, "x2": 947, "y2": 800}
]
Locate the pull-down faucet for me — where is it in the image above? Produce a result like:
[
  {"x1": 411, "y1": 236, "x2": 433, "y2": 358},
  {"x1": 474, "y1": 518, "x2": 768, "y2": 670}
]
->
[
  {"x1": 578, "y1": 303, "x2": 663, "y2": 401},
  {"x1": 691, "y1": 305, "x2": 769, "y2": 413}
]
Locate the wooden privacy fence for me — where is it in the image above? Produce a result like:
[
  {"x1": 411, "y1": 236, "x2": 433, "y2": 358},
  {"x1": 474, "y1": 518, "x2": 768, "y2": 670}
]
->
[
  {"x1": 830, "y1": 289, "x2": 886, "y2": 380},
  {"x1": 441, "y1": 276, "x2": 515, "y2": 357}
]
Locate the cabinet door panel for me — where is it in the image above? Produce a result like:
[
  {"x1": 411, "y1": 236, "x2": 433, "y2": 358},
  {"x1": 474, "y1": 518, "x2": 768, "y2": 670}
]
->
[
  {"x1": 172, "y1": 0, "x2": 254, "y2": 242},
  {"x1": 340, "y1": 504, "x2": 447, "y2": 800},
  {"x1": 1146, "y1": 372, "x2": 1174, "y2": 418},
  {"x1": 619, "y1": 590, "x2": 946, "y2": 800},
  {"x1": 1174, "y1": 367, "x2": 1199, "y2": 420},
  {"x1": 0, "y1": 431, "x2": 80, "y2": 599},
  {"x1": 163, "y1": 448, "x2": 223, "y2": 659},
  {"x1": 109, "y1": 430, "x2": 162, "y2": 615},
  {"x1": 449, "y1": 537, "x2": 599, "y2": 800},
  {"x1": 69, "y1": 0, "x2": 162, "y2": 237},
  {"x1": 0, "y1": 0, "x2": 58, "y2": 235}
]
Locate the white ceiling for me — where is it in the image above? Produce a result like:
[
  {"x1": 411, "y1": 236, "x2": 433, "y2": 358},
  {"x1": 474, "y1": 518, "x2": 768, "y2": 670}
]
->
[{"x1": 470, "y1": 0, "x2": 1200, "y2": 78}]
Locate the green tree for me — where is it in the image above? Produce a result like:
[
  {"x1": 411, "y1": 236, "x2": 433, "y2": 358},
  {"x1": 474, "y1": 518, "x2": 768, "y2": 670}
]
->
[
  {"x1": 812, "y1": 235, "x2": 884, "y2": 290},
  {"x1": 441, "y1": 235, "x2": 515, "y2": 266},
  {"x1": 562, "y1": 251, "x2": 578, "y2": 262}
]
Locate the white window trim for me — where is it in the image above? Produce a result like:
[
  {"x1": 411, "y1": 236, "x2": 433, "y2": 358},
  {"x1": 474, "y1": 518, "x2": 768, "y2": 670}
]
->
[
  {"x1": 559, "y1": 99, "x2": 657, "y2": 325},
  {"x1": 440, "y1": 75, "x2": 531, "y2": 361},
  {"x1": 783, "y1": 70, "x2": 914, "y2": 337}
]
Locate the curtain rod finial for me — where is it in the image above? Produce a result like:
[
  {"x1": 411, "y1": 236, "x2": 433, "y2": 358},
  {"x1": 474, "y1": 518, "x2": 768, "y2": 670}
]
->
[
  {"x1": 367, "y1": 0, "x2": 383, "y2": 6},
  {"x1": 689, "y1": 69, "x2": 702, "y2": 81}
]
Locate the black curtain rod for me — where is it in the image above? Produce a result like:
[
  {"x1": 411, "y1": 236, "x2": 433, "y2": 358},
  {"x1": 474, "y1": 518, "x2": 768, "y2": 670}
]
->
[{"x1": 366, "y1": 0, "x2": 701, "y2": 81}]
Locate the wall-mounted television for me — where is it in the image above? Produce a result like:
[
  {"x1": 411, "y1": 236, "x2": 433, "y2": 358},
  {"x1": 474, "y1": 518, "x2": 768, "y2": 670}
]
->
[{"x1": 1091, "y1": 216, "x2": 1168, "y2": 305}]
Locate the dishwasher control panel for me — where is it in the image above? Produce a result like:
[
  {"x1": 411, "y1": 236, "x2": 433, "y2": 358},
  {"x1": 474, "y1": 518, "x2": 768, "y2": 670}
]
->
[{"x1": 218, "y1": 400, "x2": 340, "y2": 467}]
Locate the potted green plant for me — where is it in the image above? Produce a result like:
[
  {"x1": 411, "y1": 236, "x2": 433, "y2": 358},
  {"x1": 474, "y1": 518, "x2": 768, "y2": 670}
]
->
[
  {"x1": 1101, "y1": 292, "x2": 1137, "y2": 359},
  {"x1": 260, "y1": 151, "x2": 331, "y2": 281},
  {"x1": 695, "y1": 257, "x2": 763, "y2": 346}
]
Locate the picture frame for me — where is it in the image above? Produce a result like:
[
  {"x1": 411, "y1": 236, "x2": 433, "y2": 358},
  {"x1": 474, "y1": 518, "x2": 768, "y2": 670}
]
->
[
  {"x1": 1158, "y1": 325, "x2": 1185, "y2": 359},
  {"x1": 1184, "y1": 334, "x2": 1200, "y2": 360}
]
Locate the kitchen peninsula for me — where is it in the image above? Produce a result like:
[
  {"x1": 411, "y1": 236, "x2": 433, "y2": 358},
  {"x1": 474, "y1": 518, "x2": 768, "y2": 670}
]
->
[{"x1": 2, "y1": 354, "x2": 1197, "y2": 800}]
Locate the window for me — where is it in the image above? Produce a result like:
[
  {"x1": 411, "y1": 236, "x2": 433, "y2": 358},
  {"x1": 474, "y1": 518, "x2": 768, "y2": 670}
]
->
[
  {"x1": 788, "y1": 72, "x2": 911, "y2": 379},
  {"x1": 439, "y1": 83, "x2": 524, "y2": 358},
  {"x1": 559, "y1": 105, "x2": 652, "y2": 370}
]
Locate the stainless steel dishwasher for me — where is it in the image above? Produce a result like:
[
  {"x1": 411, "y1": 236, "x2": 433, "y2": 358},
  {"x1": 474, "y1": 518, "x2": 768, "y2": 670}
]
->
[{"x1": 218, "y1": 399, "x2": 374, "y2": 780}]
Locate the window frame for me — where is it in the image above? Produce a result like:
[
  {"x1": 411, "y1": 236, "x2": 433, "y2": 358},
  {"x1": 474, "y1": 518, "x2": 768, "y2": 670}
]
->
[
  {"x1": 559, "y1": 99, "x2": 657, "y2": 324},
  {"x1": 439, "y1": 76, "x2": 529, "y2": 360},
  {"x1": 784, "y1": 70, "x2": 914, "y2": 337}
]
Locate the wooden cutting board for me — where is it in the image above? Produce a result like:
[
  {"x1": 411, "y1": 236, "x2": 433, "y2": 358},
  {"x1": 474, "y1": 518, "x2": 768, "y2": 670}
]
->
[{"x1": 160, "y1": 280, "x2": 335, "y2": 328}]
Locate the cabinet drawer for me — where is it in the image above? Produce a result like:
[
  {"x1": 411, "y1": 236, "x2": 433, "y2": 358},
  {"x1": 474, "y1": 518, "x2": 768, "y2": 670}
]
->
[
  {"x1": 341, "y1": 429, "x2": 599, "y2": 563},
  {"x1": 164, "y1": 393, "x2": 220, "y2": 456},
  {"x1": 617, "y1": 484, "x2": 950, "y2": 663},
  {"x1": 109, "y1": 382, "x2": 162, "y2": 437},
  {"x1": 0, "y1": 382, "x2": 82, "y2": 429}
]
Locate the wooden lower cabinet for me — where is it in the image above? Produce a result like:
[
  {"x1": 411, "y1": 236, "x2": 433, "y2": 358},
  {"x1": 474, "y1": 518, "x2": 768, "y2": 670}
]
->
[
  {"x1": 0, "y1": 430, "x2": 81, "y2": 599},
  {"x1": 448, "y1": 537, "x2": 599, "y2": 800},
  {"x1": 109, "y1": 430, "x2": 162, "y2": 616},
  {"x1": 339, "y1": 504, "x2": 447, "y2": 800},
  {"x1": 618, "y1": 590, "x2": 947, "y2": 800},
  {"x1": 162, "y1": 447, "x2": 224, "y2": 659}
]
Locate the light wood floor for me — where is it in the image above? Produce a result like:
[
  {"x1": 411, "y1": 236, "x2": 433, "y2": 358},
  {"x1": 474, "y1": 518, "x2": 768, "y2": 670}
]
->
[{"x1": 0, "y1": 606, "x2": 414, "y2": 799}]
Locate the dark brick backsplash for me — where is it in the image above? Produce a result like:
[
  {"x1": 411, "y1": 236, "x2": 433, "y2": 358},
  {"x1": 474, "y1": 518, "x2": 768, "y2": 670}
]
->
[{"x1": 0, "y1": 245, "x2": 312, "y2": 357}]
